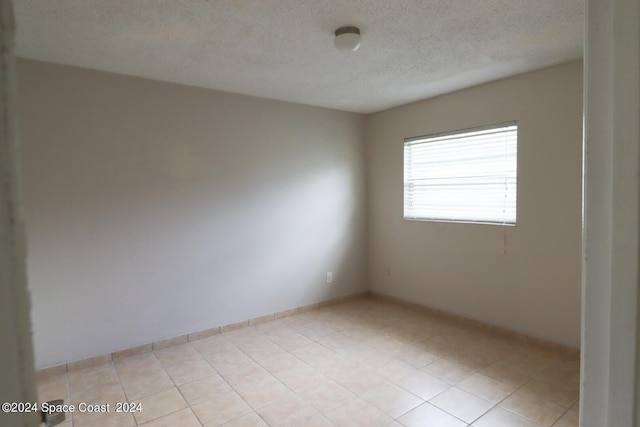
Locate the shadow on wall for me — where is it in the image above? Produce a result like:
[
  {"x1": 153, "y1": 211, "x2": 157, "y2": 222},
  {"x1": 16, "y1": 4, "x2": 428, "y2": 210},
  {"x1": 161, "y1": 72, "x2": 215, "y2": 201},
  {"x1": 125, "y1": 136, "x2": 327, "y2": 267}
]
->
[
  {"x1": 18, "y1": 58, "x2": 366, "y2": 368},
  {"x1": 26, "y1": 142, "x2": 362, "y2": 367}
]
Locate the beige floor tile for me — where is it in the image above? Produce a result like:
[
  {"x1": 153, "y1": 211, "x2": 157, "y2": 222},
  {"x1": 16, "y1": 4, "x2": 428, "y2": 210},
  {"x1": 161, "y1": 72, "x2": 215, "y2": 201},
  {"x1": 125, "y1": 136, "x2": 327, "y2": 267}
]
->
[
  {"x1": 500, "y1": 388, "x2": 566, "y2": 426},
  {"x1": 190, "y1": 336, "x2": 238, "y2": 360},
  {"x1": 43, "y1": 299, "x2": 584, "y2": 427},
  {"x1": 234, "y1": 377, "x2": 293, "y2": 409},
  {"x1": 222, "y1": 328, "x2": 261, "y2": 345},
  {"x1": 72, "y1": 410, "x2": 136, "y2": 427},
  {"x1": 154, "y1": 344, "x2": 202, "y2": 367},
  {"x1": 303, "y1": 415, "x2": 336, "y2": 426},
  {"x1": 391, "y1": 343, "x2": 439, "y2": 368},
  {"x1": 258, "y1": 352, "x2": 305, "y2": 374},
  {"x1": 304, "y1": 353, "x2": 345, "y2": 373},
  {"x1": 333, "y1": 367, "x2": 387, "y2": 395},
  {"x1": 238, "y1": 338, "x2": 286, "y2": 360},
  {"x1": 69, "y1": 382, "x2": 127, "y2": 414},
  {"x1": 206, "y1": 349, "x2": 254, "y2": 373},
  {"x1": 139, "y1": 407, "x2": 201, "y2": 427},
  {"x1": 361, "y1": 381, "x2": 424, "y2": 418},
  {"x1": 339, "y1": 325, "x2": 379, "y2": 341},
  {"x1": 133, "y1": 388, "x2": 188, "y2": 425},
  {"x1": 366, "y1": 355, "x2": 414, "y2": 381},
  {"x1": 472, "y1": 406, "x2": 539, "y2": 427},
  {"x1": 192, "y1": 390, "x2": 253, "y2": 426},
  {"x1": 338, "y1": 340, "x2": 376, "y2": 360},
  {"x1": 429, "y1": 386, "x2": 494, "y2": 423},
  {"x1": 163, "y1": 357, "x2": 217, "y2": 385},
  {"x1": 336, "y1": 340, "x2": 382, "y2": 363},
  {"x1": 385, "y1": 324, "x2": 439, "y2": 345},
  {"x1": 113, "y1": 353, "x2": 162, "y2": 378},
  {"x1": 421, "y1": 358, "x2": 476, "y2": 384},
  {"x1": 397, "y1": 402, "x2": 467, "y2": 427},
  {"x1": 272, "y1": 363, "x2": 327, "y2": 392},
  {"x1": 414, "y1": 336, "x2": 459, "y2": 357},
  {"x1": 457, "y1": 372, "x2": 517, "y2": 403},
  {"x1": 290, "y1": 342, "x2": 335, "y2": 362},
  {"x1": 553, "y1": 409, "x2": 579, "y2": 427},
  {"x1": 298, "y1": 324, "x2": 336, "y2": 341},
  {"x1": 257, "y1": 395, "x2": 321, "y2": 427},
  {"x1": 316, "y1": 354, "x2": 360, "y2": 377},
  {"x1": 268, "y1": 332, "x2": 313, "y2": 350},
  {"x1": 519, "y1": 378, "x2": 579, "y2": 409},
  {"x1": 220, "y1": 361, "x2": 272, "y2": 389},
  {"x1": 315, "y1": 332, "x2": 361, "y2": 352},
  {"x1": 192, "y1": 334, "x2": 235, "y2": 348},
  {"x1": 394, "y1": 369, "x2": 451, "y2": 401},
  {"x1": 568, "y1": 400, "x2": 579, "y2": 413},
  {"x1": 299, "y1": 379, "x2": 357, "y2": 413},
  {"x1": 326, "y1": 398, "x2": 394, "y2": 427},
  {"x1": 364, "y1": 334, "x2": 410, "y2": 355},
  {"x1": 282, "y1": 315, "x2": 315, "y2": 330},
  {"x1": 447, "y1": 350, "x2": 497, "y2": 371},
  {"x1": 119, "y1": 369, "x2": 174, "y2": 401},
  {"x1": 179, "y1": 374, "x2": 234, "y2": 406},
  {"x1": 537, "y1": 359, "x2": 580, "y2": 385},
  {"x1": 218, "y1": 412, "x2": 268, "y2": 427},
  {"x1": 505, "y1": 354, "x2": 552, "y2": 377},
  {"x1": 37, "y1": 373, "x2": 70, "y2": 403},
  {"x1": 481, "y1": 360, "x2": 532, "y2": 388},
  {"x1": 116, "y1": 362, "x2": 167, "y2": 384},
  {"x1": 115, "y1": 354, "x2": 175, "y2": 400},
  {"x1": 254, "y1": 320, "x2": 294, "y2": 336},
  {"x1": 68, "y1": 363, "x2": 120, "y2": 393}
]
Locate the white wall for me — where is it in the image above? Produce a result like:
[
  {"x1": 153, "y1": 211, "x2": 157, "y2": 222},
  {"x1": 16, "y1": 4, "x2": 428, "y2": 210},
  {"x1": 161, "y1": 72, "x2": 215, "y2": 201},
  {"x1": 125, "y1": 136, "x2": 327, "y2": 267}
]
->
[
  {"x1": 17, "y1": 59, "x2": 367, "y2": 369},
  {"x1": 366, "y1": 61, "x2": 583, "y2": 348},
  {"x1": 581, "y1": 0, "x2": 640, "y2": 424}
]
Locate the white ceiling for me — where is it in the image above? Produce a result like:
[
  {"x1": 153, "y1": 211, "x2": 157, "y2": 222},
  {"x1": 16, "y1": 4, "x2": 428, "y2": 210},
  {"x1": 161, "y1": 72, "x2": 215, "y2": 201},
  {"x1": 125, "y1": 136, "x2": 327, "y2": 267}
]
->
[{"x1": 14, "y1": 1, "x2": 584, "y2": 114}]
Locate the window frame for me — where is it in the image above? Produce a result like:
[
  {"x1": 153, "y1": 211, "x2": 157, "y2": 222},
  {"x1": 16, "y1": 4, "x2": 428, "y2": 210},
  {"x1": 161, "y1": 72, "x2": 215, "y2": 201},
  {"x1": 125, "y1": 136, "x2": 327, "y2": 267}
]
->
[{"x1": 403, "y1": 121, "x2": 518, "y2": 226}]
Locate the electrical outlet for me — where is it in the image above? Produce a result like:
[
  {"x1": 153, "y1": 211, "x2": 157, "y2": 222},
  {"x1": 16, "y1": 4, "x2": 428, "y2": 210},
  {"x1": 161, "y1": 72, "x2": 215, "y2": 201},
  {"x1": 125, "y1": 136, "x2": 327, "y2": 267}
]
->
[
  {"x1": 326, "y1": 272, "x2": 333, "y2": 283},
  {"x1": 386, "y1": 267, "x2": 391, "y2": 276}
]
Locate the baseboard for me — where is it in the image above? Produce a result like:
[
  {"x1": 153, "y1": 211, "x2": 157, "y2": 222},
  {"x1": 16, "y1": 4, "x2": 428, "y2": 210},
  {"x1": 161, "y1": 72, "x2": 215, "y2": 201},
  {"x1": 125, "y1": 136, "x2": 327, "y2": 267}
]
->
[
  {"x1": 37, "y1": 289, "x2": 578, "y2": 378},
  {"x1": 35, "y1": 291, "x2": 369, "y2": 378},
  {"x1": 369, "y1": 291, "x2": 580, "y2": 359}
]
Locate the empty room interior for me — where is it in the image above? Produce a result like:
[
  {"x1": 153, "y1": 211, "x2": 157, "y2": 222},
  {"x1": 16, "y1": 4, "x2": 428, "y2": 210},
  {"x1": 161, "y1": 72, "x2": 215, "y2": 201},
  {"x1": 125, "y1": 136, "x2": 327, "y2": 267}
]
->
[{"x1": 5, "y1": 1, "x2": 601, "y2": 426}]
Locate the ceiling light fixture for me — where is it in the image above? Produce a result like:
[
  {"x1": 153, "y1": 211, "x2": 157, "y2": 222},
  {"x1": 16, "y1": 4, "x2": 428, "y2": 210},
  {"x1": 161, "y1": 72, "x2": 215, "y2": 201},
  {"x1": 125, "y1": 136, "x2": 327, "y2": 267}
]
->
[{"x1": 334, "y1": 26, "x2": 361, "y2": 52}]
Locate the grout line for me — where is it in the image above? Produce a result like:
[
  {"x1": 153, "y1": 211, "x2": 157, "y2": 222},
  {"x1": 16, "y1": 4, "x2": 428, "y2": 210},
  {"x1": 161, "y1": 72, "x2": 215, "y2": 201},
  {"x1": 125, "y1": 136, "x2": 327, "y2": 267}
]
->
[
  {"x1": 173, "y1": 341, "x2": 208, "y2": 426},
  {"x1": 36, "y1": 292, "x2": 370, "y2": 375},
  {"x1": 109, "y1": 360, "x2": 138, "y2": 426},
  {"x1": 369, "y1": 292, "x2": 580, "y2": 358},
  {"x1": 47, "y1": 298, "x2": 579, "y2": 427},
  {"x1": 189, "y1": 334, "x2": 260, "y2": 425},
  {"x1": 550, "y1": 405, "x2": 574, "y2": 427},
  {"x1": 64, "y1": 370, "x2": 73, "y2": 427},
  {"x1": 129, "y1": 352, "x2": 190, "y2": 427}
]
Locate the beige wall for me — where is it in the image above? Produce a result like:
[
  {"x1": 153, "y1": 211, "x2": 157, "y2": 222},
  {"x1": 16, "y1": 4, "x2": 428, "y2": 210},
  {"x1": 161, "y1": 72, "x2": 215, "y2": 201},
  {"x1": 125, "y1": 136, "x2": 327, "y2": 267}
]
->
[
  {"x1": 18, "y1": 59, "x2": 367, "y2": 368},
  {"x1": 18, "y1": 58, "x2": 582, "y2": 368},
  {"x1": 366, "y1": 61, "x2": 583, "y2": 348}
]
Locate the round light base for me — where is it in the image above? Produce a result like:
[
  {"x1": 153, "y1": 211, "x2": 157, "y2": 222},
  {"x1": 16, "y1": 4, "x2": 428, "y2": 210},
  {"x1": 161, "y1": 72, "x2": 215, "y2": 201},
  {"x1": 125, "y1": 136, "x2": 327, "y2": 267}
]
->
[{"x1": 334, "y1": 27, "x2": 361, "y2": 52}]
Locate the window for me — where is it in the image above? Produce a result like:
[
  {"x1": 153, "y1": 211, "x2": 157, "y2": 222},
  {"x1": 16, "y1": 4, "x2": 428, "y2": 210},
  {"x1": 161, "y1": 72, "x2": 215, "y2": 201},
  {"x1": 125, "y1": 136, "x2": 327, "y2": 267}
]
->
[{"x1": 404, "y1": 122, "x2": 517, "y2": 225}]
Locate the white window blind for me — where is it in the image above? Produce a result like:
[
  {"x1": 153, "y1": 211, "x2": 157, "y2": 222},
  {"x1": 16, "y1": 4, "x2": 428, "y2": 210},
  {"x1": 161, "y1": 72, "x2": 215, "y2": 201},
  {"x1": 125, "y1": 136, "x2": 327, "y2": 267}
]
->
[{"x1": 404, "y1": 122, "x2": 517, "y2": 225}]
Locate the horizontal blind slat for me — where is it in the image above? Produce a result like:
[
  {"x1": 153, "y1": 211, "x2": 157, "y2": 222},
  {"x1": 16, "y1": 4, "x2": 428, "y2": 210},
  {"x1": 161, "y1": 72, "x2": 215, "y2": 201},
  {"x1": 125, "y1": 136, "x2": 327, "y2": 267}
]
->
[{"x1": 404, "y1": 122, "x2": 517, "y2": 225}]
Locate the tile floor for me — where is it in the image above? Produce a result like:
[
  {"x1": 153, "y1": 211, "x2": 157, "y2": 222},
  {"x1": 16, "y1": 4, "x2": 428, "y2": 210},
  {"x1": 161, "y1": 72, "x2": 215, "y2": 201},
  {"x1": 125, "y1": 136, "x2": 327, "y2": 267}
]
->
[{"x1": 36, "y1": 297, "x2": 580, "y2": 427}]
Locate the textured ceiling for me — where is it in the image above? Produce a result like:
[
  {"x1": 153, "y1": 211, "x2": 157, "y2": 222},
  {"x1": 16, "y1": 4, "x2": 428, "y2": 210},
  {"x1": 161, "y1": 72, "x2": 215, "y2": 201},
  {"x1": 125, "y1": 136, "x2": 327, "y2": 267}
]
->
[{"x1": 14, "y1": 1, "x2": 584, "y2": 114}]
